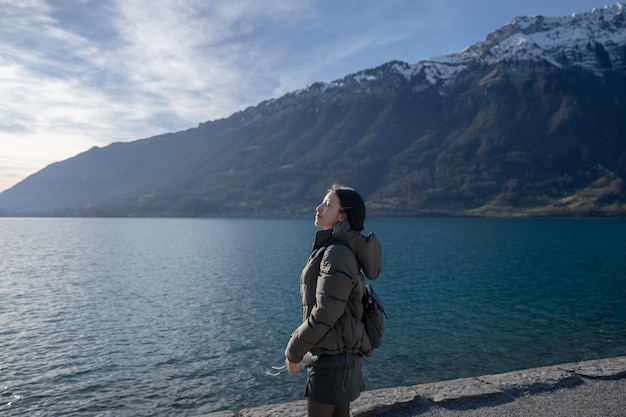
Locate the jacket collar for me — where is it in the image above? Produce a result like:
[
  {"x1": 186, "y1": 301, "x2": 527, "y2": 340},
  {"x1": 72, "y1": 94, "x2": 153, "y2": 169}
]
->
[{"x1": 312, "y1": 220, "x2": 382, "y2": 280}]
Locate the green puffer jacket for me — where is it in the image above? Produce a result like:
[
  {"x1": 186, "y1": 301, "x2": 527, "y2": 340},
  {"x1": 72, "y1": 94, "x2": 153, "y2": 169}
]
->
[{"x1": 285, "y1": 220, "x2": 382, "y2": 363}]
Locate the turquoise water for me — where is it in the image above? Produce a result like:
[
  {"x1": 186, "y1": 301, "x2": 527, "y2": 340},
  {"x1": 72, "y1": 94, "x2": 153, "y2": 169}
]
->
[{"x1": 1, "y1": 218, "x2": 624, "y2": 416}]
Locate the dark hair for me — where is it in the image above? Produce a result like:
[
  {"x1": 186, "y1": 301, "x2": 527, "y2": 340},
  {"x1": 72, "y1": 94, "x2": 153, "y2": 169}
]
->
[{"x1": 331, "y1": 183, "x2": 366, "y2": 232}]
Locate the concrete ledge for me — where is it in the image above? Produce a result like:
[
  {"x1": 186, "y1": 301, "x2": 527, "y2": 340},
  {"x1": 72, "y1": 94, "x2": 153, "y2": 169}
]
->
[
  {"x1": 477, "y1": 364, "x2": 581, "y2": 394},
  {"x1": 557, "y1": 356, "x2": 626, "y2": 378},
  {"x1": 350, "y1": 386, "x2": 418, "y2": 416},
  {"x1": 412, "y1": 377, "x2": 503, "y2": 404},
  {"x1": 193, "y1": 356, "x2": 626, "y2": 417}
]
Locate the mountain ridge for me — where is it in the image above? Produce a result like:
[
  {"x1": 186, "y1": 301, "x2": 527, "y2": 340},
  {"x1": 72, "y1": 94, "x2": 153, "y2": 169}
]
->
[{"x1": 1, "y1": 3, "x2": 625, "y2": 217}]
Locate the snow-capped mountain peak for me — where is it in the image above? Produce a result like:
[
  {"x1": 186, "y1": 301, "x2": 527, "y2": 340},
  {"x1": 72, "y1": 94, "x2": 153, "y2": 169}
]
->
[
  {"x1": 412, "y1": 2, "x2": 625, "y2": 85},
  {"x1": 312, "y1": 3, "x2": 625, "y2": 92},
  {"x1": 254, "y1": 3, "x2": 625, "y2": 113}
]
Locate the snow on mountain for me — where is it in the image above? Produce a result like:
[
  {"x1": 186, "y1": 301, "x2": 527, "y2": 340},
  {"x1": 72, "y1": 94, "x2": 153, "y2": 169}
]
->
[
  {"x1": 251, "y1": 3, "x2": 625, "y2": 114},
  {"x1": 322, "y1": 3, "x2": 626, "y2": 91},
  {"x1": 415, "y1": 2, "x2": 625, "y2": 85}
]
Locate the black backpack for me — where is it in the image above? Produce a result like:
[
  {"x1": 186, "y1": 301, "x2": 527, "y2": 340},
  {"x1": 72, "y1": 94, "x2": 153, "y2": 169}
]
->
[{"x1": 362, "y1": 283, "x2": 387, "y2": 350}]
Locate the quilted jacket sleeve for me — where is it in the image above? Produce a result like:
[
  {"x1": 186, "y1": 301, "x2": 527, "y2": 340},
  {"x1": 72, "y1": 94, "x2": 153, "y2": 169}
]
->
[{"x1": 285, "y1": 244, "x2": 357, "y2": 363}]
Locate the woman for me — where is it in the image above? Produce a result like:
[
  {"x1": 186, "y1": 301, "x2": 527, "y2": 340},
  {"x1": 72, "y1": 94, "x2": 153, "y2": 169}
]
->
[{"x1": 285, "y1": 184, "x2": 382, "y2": 417}]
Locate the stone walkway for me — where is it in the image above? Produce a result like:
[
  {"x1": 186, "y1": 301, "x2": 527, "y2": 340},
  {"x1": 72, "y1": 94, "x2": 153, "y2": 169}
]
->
[{"x1": 193, "y1": 356, "x2": 626, "y2": 417}]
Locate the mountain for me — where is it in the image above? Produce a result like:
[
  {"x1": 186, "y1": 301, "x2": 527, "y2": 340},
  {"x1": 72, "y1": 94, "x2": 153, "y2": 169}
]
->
[{"x1": 1, "y1": 3, "x2": 625, "y2": 217}]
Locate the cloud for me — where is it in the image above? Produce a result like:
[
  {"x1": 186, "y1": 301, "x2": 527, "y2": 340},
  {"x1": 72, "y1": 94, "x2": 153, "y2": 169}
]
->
[
  {"x1": 1, "y1": 0, "x2": 318, "y2": 141},
  {"x1": 102, "y1": 0, "x2": 317, "y2": 124},
  {"x1": 0, "y1": 0, "x2": 318, "y2": 191}
]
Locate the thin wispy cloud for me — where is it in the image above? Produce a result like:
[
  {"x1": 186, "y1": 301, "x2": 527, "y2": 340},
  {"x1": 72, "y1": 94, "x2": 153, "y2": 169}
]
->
[{"x1": 105, "y1": 0, "x2": 316, "y2": 122}]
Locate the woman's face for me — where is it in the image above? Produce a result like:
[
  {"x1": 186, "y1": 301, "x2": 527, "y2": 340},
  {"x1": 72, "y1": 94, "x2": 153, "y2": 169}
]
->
[{"x1": 315, "y1": 190, "x2": 346, "y2": 230}]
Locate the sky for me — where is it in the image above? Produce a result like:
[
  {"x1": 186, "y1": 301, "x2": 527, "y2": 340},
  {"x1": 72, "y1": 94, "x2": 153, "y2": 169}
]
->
[{"x1": 0, "y1": 0, "x2": 617, "y2": 192}]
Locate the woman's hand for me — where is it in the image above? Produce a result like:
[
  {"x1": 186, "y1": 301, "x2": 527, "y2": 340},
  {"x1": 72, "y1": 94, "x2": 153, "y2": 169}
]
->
[{"x1": 285, "y1": 359, "x2": 301, "y2": 373}]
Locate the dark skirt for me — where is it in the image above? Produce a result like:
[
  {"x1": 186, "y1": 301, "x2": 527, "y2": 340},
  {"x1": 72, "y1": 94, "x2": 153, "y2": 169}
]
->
[{"x1": 302, "y1": 352, "x2": 365, "y2": 404}]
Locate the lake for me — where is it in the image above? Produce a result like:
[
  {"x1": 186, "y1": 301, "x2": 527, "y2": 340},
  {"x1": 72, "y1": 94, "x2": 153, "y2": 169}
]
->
[{"x1": 1, "y1": 217, "x2": 625, "y2": 416}]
